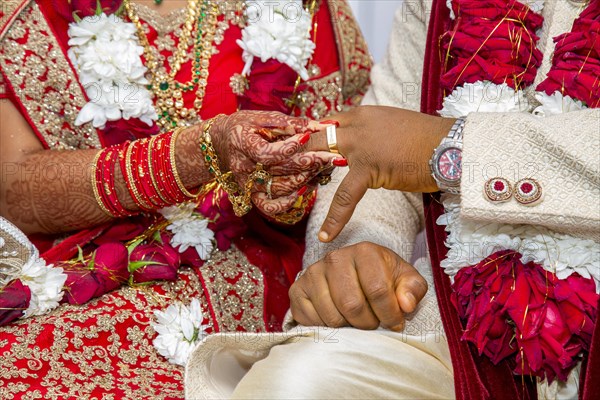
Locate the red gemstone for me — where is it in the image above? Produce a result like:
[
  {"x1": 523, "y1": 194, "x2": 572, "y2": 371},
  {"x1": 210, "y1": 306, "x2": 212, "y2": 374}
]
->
[
  {"x1": 521, "y1": 182, "x2": 534, "y2": 194},
  {"x1": 493, "y1": 181, "x2": 505, "y2": 192}
]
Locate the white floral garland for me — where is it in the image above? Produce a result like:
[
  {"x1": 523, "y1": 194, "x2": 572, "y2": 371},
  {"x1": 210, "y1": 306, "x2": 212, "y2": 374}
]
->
[
  {"x1": 68, "y1": 13, "x2": 157, "y2": 129},
  {"x1": 438, "y1": 0, "x2": 597, "y2": 292},
  {"x1": 0, "y1": 217, "x2": 67, "y2": 319},
  {"x1": 68, "y1": 2, "x2": 316, "y2": 129},
  {"x1": 237, "y1": 0, "x2": 316, "y2": 80}
]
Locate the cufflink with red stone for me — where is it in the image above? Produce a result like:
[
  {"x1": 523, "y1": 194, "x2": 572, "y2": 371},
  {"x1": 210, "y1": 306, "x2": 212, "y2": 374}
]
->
[
  {"x1": 484, "y1": 177, "x2": 513, "y2": 203},
  {"x1": 514, "y1": 178, "x2": 543, "y2": 206}
]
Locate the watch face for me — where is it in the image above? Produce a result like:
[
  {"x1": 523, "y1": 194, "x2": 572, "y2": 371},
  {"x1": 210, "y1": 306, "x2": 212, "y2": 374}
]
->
[{"x1": 437, "y1": 147, "x2": 462, "y2": 181}]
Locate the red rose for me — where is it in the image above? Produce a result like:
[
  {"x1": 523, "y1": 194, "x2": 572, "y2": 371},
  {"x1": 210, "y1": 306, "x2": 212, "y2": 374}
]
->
[
  {"x1": 130, "y1": 243, "x2": 181, "y2": 283},
  {"x1": 101, "y1": 118, "x2": 160, "y2": 147},
  {"x1": 62, "y1": 267, "x2": 102, "y2": 305},
  {"x1": 238, "y1": 59, "x2": 297, "y2": 113},
  {"x1": 53, "y1": 0, "x2": 123, "y2": 22},
  {"x1": 452, "y1": 251, "x2": 519, "y2": 363},
  {"x1": 92, "y1": 242, "x2": 130, "y2": 295},
  {"x1": 0, "y1": 280, "x2": 31, "y2": 326}
]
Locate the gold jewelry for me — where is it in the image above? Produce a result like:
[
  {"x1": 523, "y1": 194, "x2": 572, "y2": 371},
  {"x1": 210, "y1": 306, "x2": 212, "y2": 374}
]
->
[
  {"x1": 248, "y1": 163, "x2": 271, "y2": 186},
  {"x1": 170, "y1": 127, "x2": 201, "y2": 198},
  {"x1": 124, "y1": 0, "x2": 220, "y2": 130},
  {"x1": 317, "y1": 174, "x2": 332, "y2": 186},
  {"x1": 326, "y1": 125, "x2": 340, "y2": 154},
  {"x1": 91, "y1": 150, "x2": 114, "y2": 217},
  {"x1": 199, "y1": 115, "x2": 253, "y2": 217},
  {"x1": 273, "y1": 191, "x2": 315, "y2": 225}
]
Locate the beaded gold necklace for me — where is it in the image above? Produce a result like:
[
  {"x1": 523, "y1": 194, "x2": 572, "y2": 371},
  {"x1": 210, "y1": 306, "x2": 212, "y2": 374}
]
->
[{"x1": 124, "y1": 0, "x2": 220, "y2": 129}]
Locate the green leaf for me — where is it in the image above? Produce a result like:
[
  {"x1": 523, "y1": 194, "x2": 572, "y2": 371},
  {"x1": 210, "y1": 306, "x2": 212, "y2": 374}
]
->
[
  {"x1": 128, "y1": 260, "x2": 166, "y2": 274},
  {"x1": 127, "y1": 238, "x2": 145, "y2": 256},
  {"x1": 72, "y1": 12, "x2": 82, "y2": 23},
  {"x1": 153, "y1": 230, "x2": 163, "y2": 244},
  {"x1": 95, "y1": 0, "x2": 103, "y2": 16}
]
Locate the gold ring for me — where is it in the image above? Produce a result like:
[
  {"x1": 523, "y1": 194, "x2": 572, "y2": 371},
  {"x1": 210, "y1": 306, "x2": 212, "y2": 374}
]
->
[
  {"x1": 326, "y1": 125, "x2": 339, "y2": 154},
  {"x1": 249, "y1": 163, "x2": 271, "y2": 185}
]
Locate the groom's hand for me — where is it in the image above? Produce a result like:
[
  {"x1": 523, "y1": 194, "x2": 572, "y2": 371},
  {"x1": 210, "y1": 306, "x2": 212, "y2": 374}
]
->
[
  {"x1": 304, "y1": 106, "x2": 454, "y2": 242},
  {"x1": 289, "y1": 242, "x2": 428, "y2": 332}
]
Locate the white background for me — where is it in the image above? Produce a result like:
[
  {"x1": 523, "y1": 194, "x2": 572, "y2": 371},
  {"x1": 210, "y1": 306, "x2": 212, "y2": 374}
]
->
[{"x1": 349, "y1": 0, "x2": 404, "y2": 62}]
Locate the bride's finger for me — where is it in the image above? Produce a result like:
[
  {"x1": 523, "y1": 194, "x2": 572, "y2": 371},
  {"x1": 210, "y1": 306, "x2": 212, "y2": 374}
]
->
[
  {"x1": 253, "y1": 171, "x2": 316, "y2": 197},
  {"x1": 252, "y1": 192, "x2": 300, "y2": 217},
  {"x1": 266, "y1": 151, "x2": 339, "y2": 175}
]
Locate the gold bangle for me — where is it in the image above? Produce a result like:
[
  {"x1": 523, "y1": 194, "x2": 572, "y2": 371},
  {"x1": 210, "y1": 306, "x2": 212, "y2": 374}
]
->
[
  {"x1": 170, "y1": 127, "x2": 201, "y2": 198},
  {"x1": 91, "y1": 150, "x2": 115, "y2": 218}
]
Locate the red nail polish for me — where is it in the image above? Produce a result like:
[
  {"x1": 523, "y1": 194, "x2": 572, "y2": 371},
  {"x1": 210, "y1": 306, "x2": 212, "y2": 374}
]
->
[
  {"x1": 320, "y1": 120, "x2": 340, "y2": 127},
  {"x1": 297, "y1": 186, "x2": 308, "y2": 196},
  {"x1": 299, "y1": 133, "x2": 311, "y2": 145},
  {"x1": 332, "y1": 158, "x2": 348, "y2": 167}
]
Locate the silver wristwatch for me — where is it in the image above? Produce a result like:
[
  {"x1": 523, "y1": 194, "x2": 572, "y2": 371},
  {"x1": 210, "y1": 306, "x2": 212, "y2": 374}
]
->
[{"x1": 429, "y1": 117, "x2": 465, "y2": 194}]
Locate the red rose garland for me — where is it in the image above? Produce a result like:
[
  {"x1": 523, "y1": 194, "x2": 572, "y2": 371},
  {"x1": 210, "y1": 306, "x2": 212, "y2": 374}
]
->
[
  {"x1": 441, "y1": 0, "x2": 544, "y2": 92},
  {"x1": 537, "y1": 4, "x2": 600, "y2": 108},
  {"x1": 452, "y1": 251, "x2": 598, "y2": 382},
  {"x1": 441, "y1": 0, "x2": 600, "y2": 383}
]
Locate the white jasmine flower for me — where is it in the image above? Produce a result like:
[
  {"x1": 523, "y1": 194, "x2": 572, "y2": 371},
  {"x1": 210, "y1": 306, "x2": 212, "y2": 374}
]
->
[
  {"x1": 167, "y1": 219, "x2": 215, "y2": 260},
  {"x1": 69, "y1": 13, "x2": 157, "y2": 130},
  {"x1": 237, "y1": 0, "x2": 315, "y2": 80},
  {"x1": 533, "y1": 91, "x2": 587, "y2": 117},
  {"x1": 20, "y1": 256, "x2": 67, "y2": 318},
  {"x1": 159, "y1": 203, "x2": 197, "y2": 222},
  {"x1": 152, "y1": 298, "x2": 209, "y2": 366},
  {"x1": 437, "y1": 196, "x2": 600, "y2": 292},
  {"x1": 160, "y1": 203, "x2": 215, "y2": 260},
  {"x1": 439, "y1": 81, "x2": 529, "y2": 118}
]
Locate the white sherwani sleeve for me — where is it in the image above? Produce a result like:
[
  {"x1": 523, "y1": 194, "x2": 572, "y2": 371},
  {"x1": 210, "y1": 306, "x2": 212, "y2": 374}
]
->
[
  {"x1": 303, "y1": 0, "x2": 432, "y2": 266},
  {"x1": 461, "y1": 109, "x2": 600, "y2": 241}
]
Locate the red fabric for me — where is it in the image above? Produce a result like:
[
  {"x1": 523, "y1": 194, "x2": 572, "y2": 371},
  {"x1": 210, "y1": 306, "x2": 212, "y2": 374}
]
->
[
  {"x1": 580, "y1": 296, "x2": 600, "y2": 400},
  {"x1": 422, "y1": 2, "x2": 537, "y2": 399}
]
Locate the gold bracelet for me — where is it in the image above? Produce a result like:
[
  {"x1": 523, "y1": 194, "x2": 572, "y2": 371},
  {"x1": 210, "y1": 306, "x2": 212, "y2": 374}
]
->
[
  {"x1": 91, "y1": 150, "x2": 115, "y2": 218},
  {"x1": 170, "y1": 127, "x2": 201, "y2": 198},
  {"x1": 199, "y1": 115, "x2": 253, "y2": 217}
]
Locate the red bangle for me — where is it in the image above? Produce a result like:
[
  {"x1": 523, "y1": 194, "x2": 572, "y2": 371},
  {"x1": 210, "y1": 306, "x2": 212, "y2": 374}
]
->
[{"x1": 92, "y1": 147, "x2": 135, "y2": 218}]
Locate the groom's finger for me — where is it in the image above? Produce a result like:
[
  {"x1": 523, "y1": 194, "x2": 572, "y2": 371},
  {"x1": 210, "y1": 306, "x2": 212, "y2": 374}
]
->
[{"x1": 318, "y1": 167, "x2": 369, "y2": 242}]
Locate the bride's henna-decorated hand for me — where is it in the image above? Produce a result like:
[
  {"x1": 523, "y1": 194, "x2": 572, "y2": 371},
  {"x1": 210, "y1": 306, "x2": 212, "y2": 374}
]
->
[{"x1": 208, "y1": 111, "x2": 339, "y2": 216}]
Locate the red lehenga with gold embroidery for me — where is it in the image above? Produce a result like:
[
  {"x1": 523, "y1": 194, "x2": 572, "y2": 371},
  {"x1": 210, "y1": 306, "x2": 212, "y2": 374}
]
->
[{"x1": 0, "y1": 1, "x2": 371, "y2": 397}]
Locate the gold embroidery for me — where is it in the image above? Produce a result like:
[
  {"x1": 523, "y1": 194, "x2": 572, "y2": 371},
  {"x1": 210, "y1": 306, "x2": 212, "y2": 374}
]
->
[
  {"x1": 0, "y1": 3, "x2": 100, "y2": 150},
  {"x1": 294, "y1": 71, "x2": 344, "y2": 119},
  {"x1": 0, "y1": 0, "x2": 27, "y2": 41},
  {"x1": 328, "y1": 0, "x2": 372, "y2": 106},
  {"x1": 0, "y1": 269, "x2": 209, "y2": 399},
  {"x1": 199, "y1": 248, "x2": 266, "y2": 333}
]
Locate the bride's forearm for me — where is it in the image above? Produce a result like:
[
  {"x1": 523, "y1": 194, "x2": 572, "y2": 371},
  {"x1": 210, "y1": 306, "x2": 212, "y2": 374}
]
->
[{"x1": 0, "y1": 126, "x2": 212, "y2": 235}]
